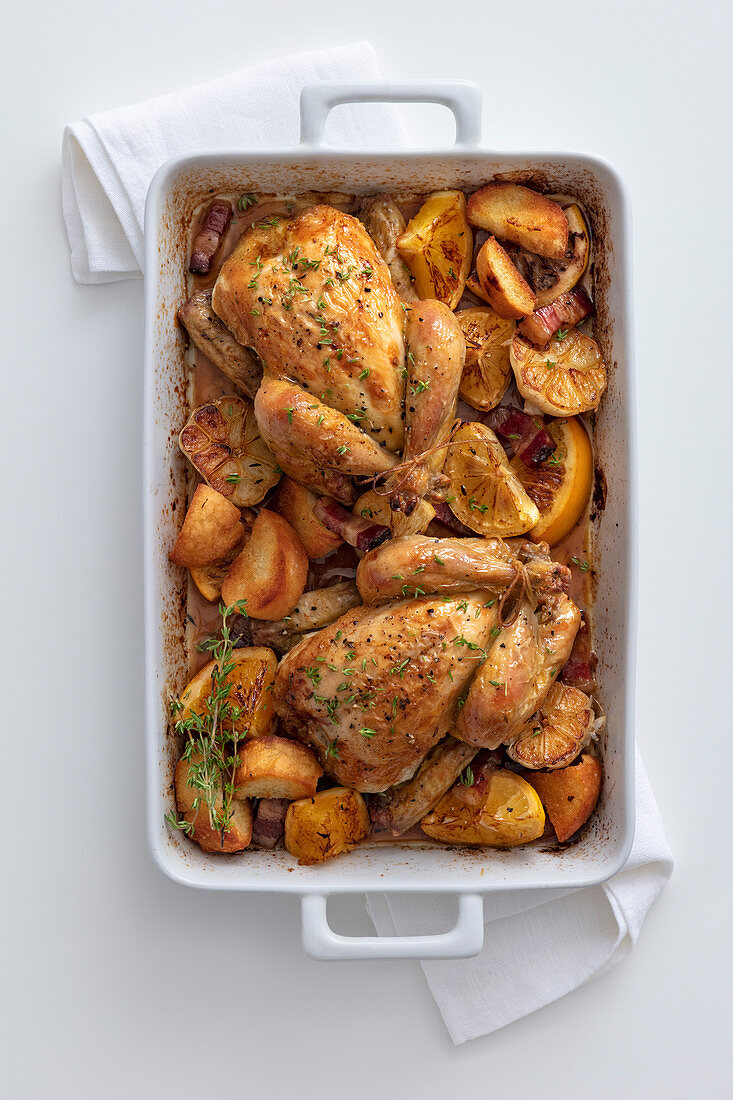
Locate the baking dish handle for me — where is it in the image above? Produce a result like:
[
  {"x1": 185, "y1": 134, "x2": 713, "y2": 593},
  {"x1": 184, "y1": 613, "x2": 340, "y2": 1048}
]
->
[
  {"x1": 299, "y1": 80, "x2": 482, "y2": 149},
  {"x1": 300, "y1": 892, "x2": 484, "y2": 961}
]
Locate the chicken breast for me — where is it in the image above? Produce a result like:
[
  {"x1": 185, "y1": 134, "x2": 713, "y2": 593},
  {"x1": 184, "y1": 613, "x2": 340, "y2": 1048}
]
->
[
  {"x1": 275, "y1": 591, "x2": 498, "y2": 792},
  {"x1": 212, "y1": 205, "x2": 407, "y2": 452}
]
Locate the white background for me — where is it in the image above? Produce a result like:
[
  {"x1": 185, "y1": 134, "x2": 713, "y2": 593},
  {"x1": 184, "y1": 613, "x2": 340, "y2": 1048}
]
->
[{"x1": 2, "y1": 1, "x2": 731, "y2": 1096}]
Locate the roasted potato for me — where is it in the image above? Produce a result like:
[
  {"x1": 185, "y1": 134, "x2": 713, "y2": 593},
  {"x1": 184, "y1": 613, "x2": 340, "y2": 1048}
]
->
[
  {"x1": 221, "y1": 508, "x2": 309, "y2": 620},
  {"x1": 396, "y1": 190, "x2": 472, "y2": 309},
  {"x1": 175, "y1": 750, "x2": 253, "y2": 852},
  {"x1": 475, "y1": 237, "x2": 536, "y2": 320},
  {"x1": 285, "y1": 787, "x2": 371, "y2": 865},
  {"x1": 189, "y1": 532, "x2": 248, "y2": 602},
  {"x1": 467, "y1": 182, "x2": 569, "y2": 260},
  {"x1": 421, "y1": 767, "x2": 545, "y2": 847},
  {"x1": 456, "y1": 307, "x2": 515, "y2": 411},
  {"x1": 169, "y1": 484, "x2": 245, "y2": 568},
  {"x1": 179, "y1": 646, "x2": 277, "y2": 739},
  {"x1": 522, "y1": 753, "x2": 602, "y2": 842},
  {"x1": 235, "y1": 734, "x2": 323, "y2": 800},
  {"x1": 271, "y1": 476, "x2": 342, "y2": 559},
  {"x1": 179, "y1": 394, "x2": 280, "y2": 508}
]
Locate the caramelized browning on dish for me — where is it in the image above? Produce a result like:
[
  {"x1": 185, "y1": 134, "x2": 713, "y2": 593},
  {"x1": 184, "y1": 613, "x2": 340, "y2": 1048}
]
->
[{"x1": 167, "y1": 183, "x2": 604, "y2": 862}]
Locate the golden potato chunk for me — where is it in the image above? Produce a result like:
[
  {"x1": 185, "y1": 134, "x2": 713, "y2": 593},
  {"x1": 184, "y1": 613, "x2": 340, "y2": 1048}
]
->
[
  {"x1": 476, "y1": 237, "x2": 536, "y2": 319},
  {"x1": 467, "y1": 182, "x2": 569, "y2": 260},
  {"x1": 522, "y1": 753, "x2": 602, "y2": 842},
  {"x1": 456, "y1": 307, "x2": 515, "y2": 411},
  {"x1": 221, "y1": 508, "x2": 309, "y2": 620},
  {"x1": 271, "y1": 476, "x2": 342, "y2": 559},
  {"x1": 169, "y1": 484, "x2": 244, "y2": 568},
  {"x1": 235, "y1": 734, "x2": 323, "y2": 800},
  {"x1": 396, "y1": 190, "x2": 472, "y2": 309},
  {"x1": 175, "y1": 750, "x2": 253, "y2": 853},
  {"x1": 421, "y1": 767, "x2": 545, "y2": 847},
  {"x1": 285, "y1": 787, "x2": 371, "y2": 865},
  {"x1": 179, "y1": 646, "x2": 277, "y2": 740},
  {"x1": 179, "y1": 394, "x2": 280, "y2": 508},
  {"x1": 189, "y1": 533, "x2": 247, "y2": 602}
]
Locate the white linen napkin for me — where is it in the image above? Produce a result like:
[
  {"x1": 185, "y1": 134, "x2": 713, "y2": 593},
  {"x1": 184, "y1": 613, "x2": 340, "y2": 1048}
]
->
[
  {"x1": 61, "y1": 41, "x2": 409, "y2": 283},
  {"x1": 366, "y1": 746, "x2": 673, "y2": 1044},
  {"x1": 61, "y1": 45, "x2": 673, "y2": 1041}
]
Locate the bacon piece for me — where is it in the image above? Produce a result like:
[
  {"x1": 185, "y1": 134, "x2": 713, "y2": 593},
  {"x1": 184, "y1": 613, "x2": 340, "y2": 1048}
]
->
[
  {"x1": 189, "y1": 201, "x2": 232, "y2": 275},
  {"x1": 517, "y1": 288, "x2": 594, "y2": 347},
  {"x1": 483, "y1": 406, "x2": 556, "y2": 467},
  {"x1": 251, "y1": 798, "x2": 289, "y2": 849},
  {"x1": 313, "y1": 498, "x2": 390, "y2": 552},
  {"x1": 430, "y1": 500, "x2": 477, "y2": 537},
  {"x1": 561, "y1": 613, "x2": 598, "y2": 693}
]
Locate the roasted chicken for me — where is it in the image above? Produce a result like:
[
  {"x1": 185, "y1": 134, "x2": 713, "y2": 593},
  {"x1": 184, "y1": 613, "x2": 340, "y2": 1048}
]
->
[
  {"x1": 210, "y1": 204, "x2": 465, "y2": 520},
  {"x1": 275, "y1": 535, "x2": 579, "y2": 792}
]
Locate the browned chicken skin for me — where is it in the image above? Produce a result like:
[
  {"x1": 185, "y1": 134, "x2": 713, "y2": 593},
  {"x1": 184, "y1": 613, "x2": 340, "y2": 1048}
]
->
[
  {"x1": 388, "y1": 301, "x2": 465, "y2": 529},
  {"x1": 275, "y1": 536, "x2": 580, "y2": 791},
  {"x1": 213, "y1": 205, "x2": 406, "y2": 452}
]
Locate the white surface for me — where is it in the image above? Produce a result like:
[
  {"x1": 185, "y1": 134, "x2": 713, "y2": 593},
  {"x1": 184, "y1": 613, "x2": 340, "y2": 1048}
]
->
[{"x1": 1, "y1": 0, "x2": 731, "y2": 1096}]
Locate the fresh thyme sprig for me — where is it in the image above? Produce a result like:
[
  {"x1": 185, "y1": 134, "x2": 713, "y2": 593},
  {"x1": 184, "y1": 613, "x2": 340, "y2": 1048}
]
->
[{"x1": 165, "y1": 599, "x2": 248, "y2": 839}]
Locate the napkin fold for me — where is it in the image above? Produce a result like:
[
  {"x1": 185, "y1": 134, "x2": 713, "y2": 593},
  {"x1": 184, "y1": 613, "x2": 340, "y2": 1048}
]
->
[
  {"x1": 61, "y1": 44, "x2": 673, "y2": 1044},
  {"x1": 367, "y1": 747, "x2": 673, "y2": 1044},
  {"x1": 61, "y1": 41, "x2": 408, "y2": 283}
]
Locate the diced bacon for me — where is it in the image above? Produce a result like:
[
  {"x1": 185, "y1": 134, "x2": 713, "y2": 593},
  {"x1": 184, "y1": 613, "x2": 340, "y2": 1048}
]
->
[
  {"x1": 314, "y1": 498, "x2": 391, "y2": 552},
  {"x1": 561, "y1": 613, "x2": 598, "y2": 693},
  {"x1": 189, "y1": 201, "x2": 232, "y2": 275},
  {"x1": 517, "y1": 288, "x2": 594, "y2": 347},
  {"x1": 430, "y1": 500, "x2": 476, "y2": 537},
  {"x1": 251, "y1": 799, "x2": 289, "y2": 849},
  {"x1": 483, "y1": 406, "x2": 556, "y2": 467}
]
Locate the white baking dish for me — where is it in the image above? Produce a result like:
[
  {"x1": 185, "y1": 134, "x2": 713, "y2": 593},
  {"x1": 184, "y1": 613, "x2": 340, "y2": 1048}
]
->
[{"x1": 143, "y1": 81, "x2": 637, "y2": 960}]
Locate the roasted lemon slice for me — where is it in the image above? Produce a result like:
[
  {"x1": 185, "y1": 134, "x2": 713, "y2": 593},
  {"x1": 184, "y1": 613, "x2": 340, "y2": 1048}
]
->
[
  {"x1": 456, "y1": 307, "x2": 515, "y2": 411},
  {"x1": 510, "y1": 328, "x2": 607, "y2": 416},
  {"x1": 421, "y1": 768, "x2": 545, "y2": 846},
  {"x1": 179, "y1": 394, "x2": 281, "y2": 508},
  {"x1": 444, "y1": 423, "x2": 540, "y2": 537},
  {"x1": 511, "y1": 416, "x2": 593, "y2": 546},
  {"x1": 507, "y1": 682, "x2": 596, "y2": 770},
  {"x1": 178, "y1": 647, "x2": 277, "y2": 739},
  {"x1": 396, "y1": 190, "x2": 472, "y2": 309}
]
